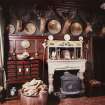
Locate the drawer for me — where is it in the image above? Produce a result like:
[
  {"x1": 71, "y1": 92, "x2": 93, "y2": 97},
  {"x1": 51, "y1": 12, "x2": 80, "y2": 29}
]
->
[
  {"x1": 7, "y1": 59, "x2": 41, "y2": 84},
  {"x1": 31, "y1": 64, "x2": 39, "y2": 67},
  {"x1": 7, "y1": 71, "x2": 16, "y2": 74},
  {"x1": 8, "y1": 72, "x2": 16, "y2": 75},
  {"x1": 30, "y1": 60, "x2": 40, "y2": 64},
  {"x1": 30, "y1": 68, "x2": 39, "y2": 71},
  {"x1": 7, "y1": 68, "x2": 16, "y2": 71},
  {"x1": 31, "y1": 72, "x2": 39, "y2": 76},
  {"x1": 7, "y1": 61, "x2": 16, "y2": 64},
  {"x1": 7, "y1": 75, "x2": 16, "y2": 79},
  {"x1": 7, "y1": 65, "x2": 16, "y2": 69}
]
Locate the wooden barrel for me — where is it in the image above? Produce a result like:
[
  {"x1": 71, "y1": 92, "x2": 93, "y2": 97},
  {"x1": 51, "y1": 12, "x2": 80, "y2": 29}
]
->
[{"x1": 20, "y1": 90, "x2": 48, "y2": 105}]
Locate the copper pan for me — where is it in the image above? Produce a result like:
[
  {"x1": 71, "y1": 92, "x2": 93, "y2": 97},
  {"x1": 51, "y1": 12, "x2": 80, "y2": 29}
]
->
[
  {"x1": 48, "y1": 20, "x2": 61, "y2": 34},
  {"x1": 23, "y1": 22, "x2": 36, "y2": 35},
  {"x1": 61, "y1": 19, "x2": 72, "y2": 34},
  {"x1": 70, "y1": 22, "x2": 83, "y2": 36},
  {"x1": 39, "y1": 16, "x2": 46, "y2": 33}
]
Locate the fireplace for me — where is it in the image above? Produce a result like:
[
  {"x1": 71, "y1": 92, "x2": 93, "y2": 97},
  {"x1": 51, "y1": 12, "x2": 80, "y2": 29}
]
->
[
  {"x1": 47, "y1": 59, "x2": 86, "y2": 94},
  {"x1": 47, "y1": 39, "x2": 87, "y2": 94},
  {"x1": 60, "y1": 71, "x2": 83, "y2": 95}
]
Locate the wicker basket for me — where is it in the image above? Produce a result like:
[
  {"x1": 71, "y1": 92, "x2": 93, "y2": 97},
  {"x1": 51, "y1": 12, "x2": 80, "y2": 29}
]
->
[{"x1": 20, "y1": 90, "x2": 48, "y2": 105}]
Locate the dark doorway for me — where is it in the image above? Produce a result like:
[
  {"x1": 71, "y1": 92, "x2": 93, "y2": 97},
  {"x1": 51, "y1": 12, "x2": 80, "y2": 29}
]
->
[{"x1": 93, "y1": 36, "x2": 105, "y2": 82}]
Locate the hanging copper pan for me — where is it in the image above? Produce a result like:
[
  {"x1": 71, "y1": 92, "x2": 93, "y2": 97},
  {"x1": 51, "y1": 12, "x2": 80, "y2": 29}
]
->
[
  {"x1": 48, "y1": 20, "x2": 61, "y2": 34},
  {"x1": 23, "y1": 22, "x2": 36, "y2": 35},
  {"x1": 70, "y1": 22, "x2": 83, "y2": 36},
  {"x1": 39, "y1": 16, "x2": 46, "y2": 33}
]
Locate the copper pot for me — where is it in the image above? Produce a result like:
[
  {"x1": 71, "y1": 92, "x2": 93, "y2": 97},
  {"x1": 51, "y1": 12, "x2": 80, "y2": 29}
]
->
[
  {"x1": 39, "y1": 17, "x2": 46, "y2": 33},
  {"x1": 48, "y1": 20, "x2": 61, "y2": 34},
  {"x1": 70, "y1": 22, "x2": 83, "y2": 36},
  {"x1": 20, "y1": 90, "x2": 48, "y2": 105}
]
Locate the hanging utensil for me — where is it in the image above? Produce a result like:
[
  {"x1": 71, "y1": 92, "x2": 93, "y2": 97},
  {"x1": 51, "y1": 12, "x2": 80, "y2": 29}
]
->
[
  {"x1": 15, "y1": 19, "x2": 22, "y2": 32},
  {"x1": 39, "y1": 16, "x2": 46, "y2": 33},
  {"x1": 61, "y1": 18, "x2": 71, "y2": 34}
]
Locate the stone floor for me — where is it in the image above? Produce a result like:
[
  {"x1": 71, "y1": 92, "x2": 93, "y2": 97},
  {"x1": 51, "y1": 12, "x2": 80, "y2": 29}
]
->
[{"x1": 1, "y1": 95, "x2": 105, "y2": 105}]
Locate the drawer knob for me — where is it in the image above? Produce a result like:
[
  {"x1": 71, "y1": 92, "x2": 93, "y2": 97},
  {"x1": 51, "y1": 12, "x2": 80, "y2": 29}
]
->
[
  {"x1": 18, "y1": 68, "x2": 22, "y2": 72},
  {"x1": 26, "y1": 68, "x2": 29, "y2": 72}
]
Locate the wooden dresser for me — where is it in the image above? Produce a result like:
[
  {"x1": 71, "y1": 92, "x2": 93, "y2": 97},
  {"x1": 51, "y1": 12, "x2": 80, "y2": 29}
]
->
[{"x1": 5, "y1": 35, "x2": 47, "y2": 98}]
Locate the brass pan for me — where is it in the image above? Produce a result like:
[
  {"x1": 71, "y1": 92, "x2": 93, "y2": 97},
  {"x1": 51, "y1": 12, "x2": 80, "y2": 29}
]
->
[
  {"x1": 23, "y1": 22, "x2": 36, "y2": 35},
  {"x1": 48, "y1": 20, "x2": 61, "y2": 34},
  {"x1": 70, "y1": 22, "x2": 83, "y2": 36}
]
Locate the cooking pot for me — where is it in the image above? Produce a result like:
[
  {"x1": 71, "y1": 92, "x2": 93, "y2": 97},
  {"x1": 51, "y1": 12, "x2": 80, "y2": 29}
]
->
[
  {"x1": 70, "y1": 22, "x2": 83, "y2": 36},
  {"x1": 48, "y1": 20, "x2": 61, "y2": 34}
]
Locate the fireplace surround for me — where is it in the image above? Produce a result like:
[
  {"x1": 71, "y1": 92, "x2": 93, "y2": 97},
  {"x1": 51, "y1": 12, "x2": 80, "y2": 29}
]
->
[
  {"x1": 47, "y1": 59, "x2": 86, "y2": 93},
  {"x1": 47, "y1": 39, "x2": 87, "y2": 94}
]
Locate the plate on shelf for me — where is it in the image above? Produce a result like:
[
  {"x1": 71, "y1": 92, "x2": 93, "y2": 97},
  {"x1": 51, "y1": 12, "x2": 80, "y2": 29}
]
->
[{"x1": 21, "y1": 40, "x2": 30, "y2": 49}]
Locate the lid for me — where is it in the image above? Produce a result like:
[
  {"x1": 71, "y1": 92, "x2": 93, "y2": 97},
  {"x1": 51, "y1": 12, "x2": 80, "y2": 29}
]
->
[{"x1": 48, "y1": 20, "x2": 61, "y2": 34}]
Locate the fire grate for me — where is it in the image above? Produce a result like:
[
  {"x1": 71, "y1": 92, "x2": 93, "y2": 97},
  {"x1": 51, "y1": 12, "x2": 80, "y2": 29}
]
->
[{"x1": 60, "y1": 71, "x2": 83, "y2": 95}]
